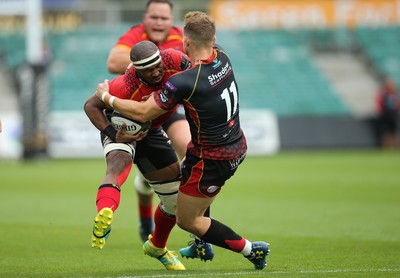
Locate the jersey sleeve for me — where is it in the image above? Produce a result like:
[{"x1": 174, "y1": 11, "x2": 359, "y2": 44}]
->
[{"x1": 153, "y1": 78, "x2": 184, "y2": 111}]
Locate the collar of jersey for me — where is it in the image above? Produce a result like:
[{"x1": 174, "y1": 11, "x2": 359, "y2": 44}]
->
[{"x1": 197, "y1": 49, "x2": 217, "y2": 65}]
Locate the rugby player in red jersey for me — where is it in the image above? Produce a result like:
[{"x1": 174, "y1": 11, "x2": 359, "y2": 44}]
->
[
  {"x1": 84, "y1": 46, "x2": 193, "y2": 270},
  {"x1": 107, "y1": 0, "x2": 184, "y2": 74},
  {"x1": 106, "y1": 0, "x2": 192, "y2": 243},
  {"x1": 96, "y1": 12, "x2": 270, "y2": 270}
]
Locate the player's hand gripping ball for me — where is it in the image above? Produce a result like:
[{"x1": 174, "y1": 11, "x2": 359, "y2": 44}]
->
[{"x1": 110, "y1": 111, "x2": 151, "y2": 135}]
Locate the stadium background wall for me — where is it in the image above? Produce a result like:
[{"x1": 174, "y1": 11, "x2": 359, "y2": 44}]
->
[{"x1": 278, "y1": 116, "x2": 380, "y2": 149}]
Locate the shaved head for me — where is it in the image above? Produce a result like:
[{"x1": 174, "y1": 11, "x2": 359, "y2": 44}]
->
[
  {"x1": 128, "y1": 40, "x2": 164, "y2": 85},
  {"x1": 130, "y1": 40, "x2": 159, "y2": 62}
]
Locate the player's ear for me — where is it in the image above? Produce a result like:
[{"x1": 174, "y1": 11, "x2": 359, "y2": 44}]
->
[{"x1": 183, "y1": 36, "x2": 190, "y2": 48}]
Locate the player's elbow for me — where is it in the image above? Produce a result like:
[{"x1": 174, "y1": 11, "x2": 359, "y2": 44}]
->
[
  {"x1": 83, "y1": 100, "x2": 89, "y2": 113},
  {"x1": 106, "y1": 52, "x2": 123, "y2": 74},
  {"x1": 83, "y1": 99, "x2": 93, "y2": 115},
  {"x1": 107, "y1": 47, "x2": 130, "y2": 74}
]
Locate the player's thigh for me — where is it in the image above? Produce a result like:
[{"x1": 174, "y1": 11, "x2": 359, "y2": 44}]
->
[
  {"x1": 101, "y1": 134, "x2": 135, "y2": 176},
  {"x1": 135, "y1": 128, "x2": 180, "y2": 181},
  {"x1": 180, "y1": 152, "x2": 244, "y2": 198},
  {"x1": 165, "y1": 120, "x2": 190, "y2": 160},
  {"x1": 176, "y1": 191, "x2": 214, "y2": 224},
  {"x1": 163, "y1": 106, "x2": 190, "y2": 160}
]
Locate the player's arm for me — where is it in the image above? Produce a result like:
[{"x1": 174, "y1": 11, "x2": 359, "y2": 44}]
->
[
  {"x1": 84, "y1": 94, "x2": 111, "y2": 132},
  {"x1": 107, "y1": 45, "x2": 131, "y2": 74},
  {"x1": 95, "y1": 79, "x2": 167, "y2": 123},
  {"x1": 84, "y1": 93, "x2": 143, "y2": 143}
]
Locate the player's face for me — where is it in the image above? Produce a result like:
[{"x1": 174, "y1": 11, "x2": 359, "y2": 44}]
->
[
  {"x1": 136, "y1": 62, "x2": 165, "y2": 86},
  {"x1": 143, "y1": 3, "x2": 173, "y2": 43}
]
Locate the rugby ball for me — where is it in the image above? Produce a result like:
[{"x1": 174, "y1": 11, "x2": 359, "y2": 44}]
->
[{"x1": 110, "y1": 111, "x2": 151, "y2": 135}]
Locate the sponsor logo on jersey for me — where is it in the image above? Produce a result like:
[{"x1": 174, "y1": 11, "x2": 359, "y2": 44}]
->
[
  {"x1": 181, "y1": 56, "x2": 192, "y2": 70},
  {"x1": 212, "y1": 58, "x2": 221, "y2": 69},
  {"x1": 207, "y1": 61, "x2": 232, "y2": 86},
  {"x1": 165, "y1": 81, "x2": 177, "y2": 92},
  {"x1": 159, "y1": 89, "x2": 168, "y2": 103}
]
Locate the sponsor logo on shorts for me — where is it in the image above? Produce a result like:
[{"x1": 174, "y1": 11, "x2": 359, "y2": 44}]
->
[
  {"x1": 206, "y1": 185, "x2": 219, "y2": 193},
  {"x1": 176, "y1": 105, "x2": 185, "y2": 115},
  {"x1": 229, "y1": 152, "x2": 246, "y2": 170}
]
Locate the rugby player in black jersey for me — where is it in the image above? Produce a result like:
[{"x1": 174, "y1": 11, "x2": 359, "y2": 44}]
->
[{"x1": 96, "y1": 11, "x2": 270, "y2": 270}]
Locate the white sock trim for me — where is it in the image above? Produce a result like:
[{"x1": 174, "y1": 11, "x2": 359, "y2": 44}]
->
[{"x1": 240, "y1": 240, "x2": 252, "y2": 256}]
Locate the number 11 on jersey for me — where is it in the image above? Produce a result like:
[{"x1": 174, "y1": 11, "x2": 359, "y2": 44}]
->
[{"x1": 221, "y1": 81, "x2": 238, "y2": 122}]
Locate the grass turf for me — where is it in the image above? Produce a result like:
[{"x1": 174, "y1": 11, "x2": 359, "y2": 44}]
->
[{"x1": 0, "y1": 150, "x2": 399, "y2": 277}]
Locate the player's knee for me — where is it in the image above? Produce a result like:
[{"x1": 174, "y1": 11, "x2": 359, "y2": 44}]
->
[
  {"x1": 175, "y1": 216, "x2": 187, "y2": 231},
  {"x1": 175, "y1": 214, "x2": 197, "y2": 234},
  {"x1": 134, "y1": 173, "x2": 153, "y2": 195},
  {"x1": 104, "y1": 153, "x2": 132, "y2": 183},
  {"x1": 149, "y1": 178, "x2": 180, "y2": 216}
]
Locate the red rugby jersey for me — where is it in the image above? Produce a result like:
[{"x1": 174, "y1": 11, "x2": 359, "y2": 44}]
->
[
  {"x1": 115, "y1": 23, "x2": 184, "y2": 52},
  {"x1": 108, "y1": 48, "x2": 191, "y2": 128}
]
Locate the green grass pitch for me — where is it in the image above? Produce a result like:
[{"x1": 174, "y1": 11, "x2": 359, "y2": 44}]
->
[{"x1": 1, "y1": 150, "x2": 399, "y2": 277}]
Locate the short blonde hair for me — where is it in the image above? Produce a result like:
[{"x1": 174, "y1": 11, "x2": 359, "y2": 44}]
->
[{"x1": 184, "y1": 11, "x2": 215, "y2": 47}]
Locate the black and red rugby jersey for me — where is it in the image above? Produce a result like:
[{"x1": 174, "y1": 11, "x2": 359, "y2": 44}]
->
[{"x1": 154, "y1": 46, "x2": 247, "y2": 160}]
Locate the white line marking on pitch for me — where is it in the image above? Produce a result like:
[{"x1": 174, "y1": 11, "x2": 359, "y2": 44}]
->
[{"x1": 110, "y1": 268, "x2": 400, "y2": 278}]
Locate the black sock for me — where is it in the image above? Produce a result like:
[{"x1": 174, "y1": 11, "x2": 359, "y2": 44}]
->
[{"x1": 200, "y1": 218, "x2": 244, "y2": 252}]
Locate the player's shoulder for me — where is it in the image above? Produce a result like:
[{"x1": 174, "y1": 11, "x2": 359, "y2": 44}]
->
[
  {"x1": 214, "y1": 45, "x2": 232, "y2": 66},
  {"x1": 109, "y1": 74, "x2": 129, "y2": 97},
  {"x1": 161, "y1": 49, "x2": 190, "y2": 70},
  {"x1": 167, "y1": 66, "x2": 196, "y2": 86},
  {"x1": 161, "y1": 48, "x2": 183, "y2": 56},
  {"x1": 214, "y1": 44, "x2": 229, "y2": 56},
  {"x1": 128, "y1": 23, "x2": 145, "y2": 32},
  {"x1": 122, "y1": 67, "x2": 140, "y2": 88},
  {"x1": 124, "y1": 66, "x2": 139, "y2": 79},
  {"x1": 161, "y1": 69, "x2": 196, "y2": 97},
  {"x1": 110, "y1": 74, "x2": 125, "y2": 87},
  {"x1": 122, "y1": 23, "x2": 145, "y2": 37}
]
